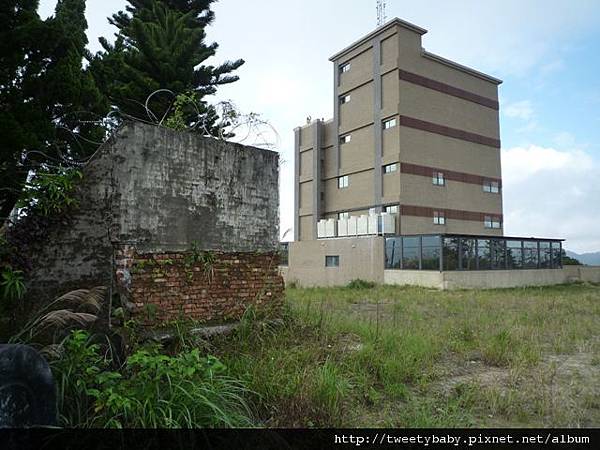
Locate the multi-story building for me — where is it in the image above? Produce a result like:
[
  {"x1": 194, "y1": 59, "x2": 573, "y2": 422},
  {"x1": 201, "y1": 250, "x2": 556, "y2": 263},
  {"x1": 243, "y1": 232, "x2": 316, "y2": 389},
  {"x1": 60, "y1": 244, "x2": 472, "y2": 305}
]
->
[
  {"x1": 294, "y1": 17, "x2": 503, "y2": 241},
  {"x1": 284, "y1": 18, "x2": 567, "y2": 289}
]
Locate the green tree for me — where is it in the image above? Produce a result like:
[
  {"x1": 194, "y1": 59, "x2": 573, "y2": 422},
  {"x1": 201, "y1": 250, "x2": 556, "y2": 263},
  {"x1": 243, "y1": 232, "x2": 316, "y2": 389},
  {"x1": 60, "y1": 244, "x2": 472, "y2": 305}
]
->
[
  {"x1": 0, "y1": 0, "x2": 108, "y2": 223},
  {"x1": 561, "y1": 249, "x2": 582, "y2": 265},
  {"x1": 90, "y1": 0, "x2": 243, "y2": 134}
]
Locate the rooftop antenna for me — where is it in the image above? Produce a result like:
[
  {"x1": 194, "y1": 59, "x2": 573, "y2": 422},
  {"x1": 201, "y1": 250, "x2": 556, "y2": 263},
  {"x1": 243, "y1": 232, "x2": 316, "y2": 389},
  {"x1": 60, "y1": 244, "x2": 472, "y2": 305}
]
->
[{"x1": 377, "y1": 0, "x2": 387, "y2": 27}]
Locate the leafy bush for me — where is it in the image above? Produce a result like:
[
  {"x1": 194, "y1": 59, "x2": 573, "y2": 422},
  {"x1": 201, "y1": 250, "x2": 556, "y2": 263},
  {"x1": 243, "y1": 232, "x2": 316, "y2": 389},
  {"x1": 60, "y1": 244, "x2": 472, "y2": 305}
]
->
[
  {"x1": 52, "y1": 330, "x2": 106, "y2": 427},
  {"x1": 1, "y1": 266, "x2": 26, "y2": 302},
  {"x1": 346, "y1": 279, "x2": 376, "y2": 290},
  {"x1": 164, "y1": 92, "x2": 199, "y2": 131},
  {"x1": 16, "y1": 168, "x2": 82, "y2": 217},
  {"x1": 52, "y1": 330, "x2": 255, "y2": 428}
]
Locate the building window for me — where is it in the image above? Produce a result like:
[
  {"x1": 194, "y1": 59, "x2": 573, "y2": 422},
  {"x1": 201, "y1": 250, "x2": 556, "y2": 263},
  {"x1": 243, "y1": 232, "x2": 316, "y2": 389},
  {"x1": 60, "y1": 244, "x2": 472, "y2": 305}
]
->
[
  {"x1": 325, "y1": 255, "x2": 340, "y2": 267},
  {"x1": 383, "y1": 163, "x2": 398, "y2": 173},
  {"x1": 338, "y1": 175, "x2": 349, "y2": 189},
  {"x1": 384, "y1": 205, "x2": 399, "y2": 214},
  {"x1": 383, "y1": 117, "x2": 397, "y2": 129},
  {"x1": 340, "y1": 134, "x2": 351, "y2": 144},
  {"x1": 340, "y1": 94, "x2": 351, "y2": 104},
  {"x1": 338, "y1": 212, "x2": 350, "y2": 220},
  {"x1": 484, "y1": 216, "x2": 502, "y2": 229},
  {"x1": 433, "y1": 211, "x2": 446, "y2": 225},
  {"x1": 432, "y1": 171, "x2": 445, "y2": 186},
  {"x1": 483, "y1": 180, "x2": 500, "y2": 193},
  {"x1": 339, "y1": 62, "x2": 351, "y2": 73}
]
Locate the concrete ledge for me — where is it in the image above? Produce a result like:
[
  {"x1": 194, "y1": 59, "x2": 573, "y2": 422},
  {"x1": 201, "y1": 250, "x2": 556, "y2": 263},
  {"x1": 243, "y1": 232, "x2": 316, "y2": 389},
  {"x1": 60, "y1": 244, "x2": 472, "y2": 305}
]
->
[
  {"x1": 564, "y1": 265, "x2": 600, "y2": 283},
  {"x1": 384, "y1": 267, "x2": 600, "y2": 290},
  {"x1": 441, "y1": 269, "x2": 567, "y2": 289},
  {"x1": 384, "y1": 270, "x2": 443, "y2": 289}
]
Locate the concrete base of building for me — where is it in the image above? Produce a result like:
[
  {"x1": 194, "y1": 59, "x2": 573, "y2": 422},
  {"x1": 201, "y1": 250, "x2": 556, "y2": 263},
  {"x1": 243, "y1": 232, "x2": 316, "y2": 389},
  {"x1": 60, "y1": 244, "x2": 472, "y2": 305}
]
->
[
  {"x1": 282, "y1": 238, "x2": 600, "y2": 289},
  {"x1": 383, "y1": 268, "x2": 594, "y2": 290},
  {"x1": 283, "y1": 237, "x2": 384, "y2": 287}
]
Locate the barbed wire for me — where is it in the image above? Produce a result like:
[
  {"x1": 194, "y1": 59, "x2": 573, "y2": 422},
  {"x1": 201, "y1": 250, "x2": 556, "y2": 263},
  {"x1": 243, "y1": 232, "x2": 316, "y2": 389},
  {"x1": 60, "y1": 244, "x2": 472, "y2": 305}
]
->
[{"x1": 15, "y1": 90, "x2": 280, "y2": 180}]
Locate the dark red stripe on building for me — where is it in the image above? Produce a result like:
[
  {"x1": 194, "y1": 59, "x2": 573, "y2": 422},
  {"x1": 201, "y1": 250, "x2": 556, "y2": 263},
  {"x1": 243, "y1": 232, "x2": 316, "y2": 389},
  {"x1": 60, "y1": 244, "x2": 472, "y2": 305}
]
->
[
  {"x1": 400, "y1": 162, "x2": 502, "y2": 188},
  {"x1": 398, "y1": 69, "x2": 500, "y2": 110},
  {"x1": 398, "y1": 116, "x2": 501, "y2": 149},
  {"x1": 401, "y1": 204, "x2": 503, "y2": 222}
]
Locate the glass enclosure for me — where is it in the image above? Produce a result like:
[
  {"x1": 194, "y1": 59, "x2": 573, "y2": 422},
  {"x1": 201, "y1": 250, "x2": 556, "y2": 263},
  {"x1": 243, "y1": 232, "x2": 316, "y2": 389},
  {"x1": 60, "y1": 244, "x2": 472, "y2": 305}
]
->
[{"x1": 384, "y1": 234, "x2": 563, "y2": 271}]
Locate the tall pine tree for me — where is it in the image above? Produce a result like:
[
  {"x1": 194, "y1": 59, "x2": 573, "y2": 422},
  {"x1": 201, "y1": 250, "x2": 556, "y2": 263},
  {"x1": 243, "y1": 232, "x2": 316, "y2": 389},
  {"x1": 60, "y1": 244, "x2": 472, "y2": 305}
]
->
[
  {"x1": 0, "y1": 0, "x2": 107, "y2": 223},
  {"x1": 90, "y1": 0, "x2": 244, "y2": 132}
]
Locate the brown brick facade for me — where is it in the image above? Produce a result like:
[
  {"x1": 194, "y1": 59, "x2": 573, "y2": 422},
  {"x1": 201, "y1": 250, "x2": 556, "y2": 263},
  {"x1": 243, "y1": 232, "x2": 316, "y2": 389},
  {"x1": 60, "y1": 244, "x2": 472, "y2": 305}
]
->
[
  {"x1": 399, "y1": 115, "x2": 501, "y2": 148},
  {"x1": 118, "y1": 250, "x2": 284, "y2": 325},
  {"x1": 400, "y1": 162, "x2": 502, "y2": 188},
  {"x1": 398, "y1": 69, "x2": 499, "y2": 110},
  {"x1": 401, "y1": 204, "x2": 503, "y2": 222}
]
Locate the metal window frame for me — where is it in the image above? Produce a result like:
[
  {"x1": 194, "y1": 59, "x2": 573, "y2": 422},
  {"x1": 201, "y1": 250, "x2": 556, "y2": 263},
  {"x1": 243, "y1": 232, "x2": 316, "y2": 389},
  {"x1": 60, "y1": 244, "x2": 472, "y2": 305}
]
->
[
  {"x1": 325, "y1": 255, "x2": 340, "y2": 267},
  {"x1": 385, "y1": 204, "x2": 399, "y2": 215},
  {"x1": 340, "y1": 62, "x2": 351, "y2": 73},
  {"x1": 383, "y1": 117, "x2": 397, "y2": 129},
  {"x1": 383, "y1": 163, "x2": 398, "y2": 173},
  {"x1": 433, "y1": 211, "x2": 445, "y2": 225},
  {"x1": 385, "y1": 235, "x2": 563, "y2": 272},
  {"x1": 432, "y1": 171, "x2": 445, "y2": 186},
  {"x1": 483, "y1": 180, "x2": 500, "y2": 194}
]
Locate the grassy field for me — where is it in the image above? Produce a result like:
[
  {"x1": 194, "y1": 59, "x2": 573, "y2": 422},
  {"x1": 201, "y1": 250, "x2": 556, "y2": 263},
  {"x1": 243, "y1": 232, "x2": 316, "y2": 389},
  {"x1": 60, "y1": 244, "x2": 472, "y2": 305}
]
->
[{"x1": 216, "y1": 282, "x2": 600, "y2": 427}]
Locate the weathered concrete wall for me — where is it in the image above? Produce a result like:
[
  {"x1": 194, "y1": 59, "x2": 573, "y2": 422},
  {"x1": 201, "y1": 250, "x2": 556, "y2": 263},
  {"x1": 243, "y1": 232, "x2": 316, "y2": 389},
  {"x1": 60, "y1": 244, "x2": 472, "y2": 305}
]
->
[
  {"x1": 25, "y1": 141, "x2": 116, "y2": 301},
  {"x1": 285, "y1": 237, "x2": 384, "y2": 287},
  {"x1": 384, "y1": 267, "x2": 600, "y2": 290},
  {"x1": 110, "y1": 122, "x2": 279, "y2": 253},
  {"x1": 26, "y1": 121, "x2": 280, "y2": 310},
  {"x1": 384, "y1": 270, "x2": 444, "y2": 289},
  {"x1": 563, "y1": 265, "x2": 600, "y2": 283},
  {"x1": 440, "y1": 269, "x2": 568, "y2": 290}
]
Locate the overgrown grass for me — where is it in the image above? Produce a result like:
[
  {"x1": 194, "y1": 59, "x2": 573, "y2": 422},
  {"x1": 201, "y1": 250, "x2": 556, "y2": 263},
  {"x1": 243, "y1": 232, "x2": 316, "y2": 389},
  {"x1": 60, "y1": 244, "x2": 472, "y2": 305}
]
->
[
  {"x1": 217, "y1": 282, "x2": 600, "y2": 427},
  {"x1": 51, "y1": 330, "x2": 256, "y2": 428}
]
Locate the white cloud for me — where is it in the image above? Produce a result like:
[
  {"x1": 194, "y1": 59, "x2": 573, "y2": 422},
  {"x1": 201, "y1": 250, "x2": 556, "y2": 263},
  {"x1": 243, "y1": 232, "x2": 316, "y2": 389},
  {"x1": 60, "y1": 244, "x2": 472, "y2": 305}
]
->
[
  {"x1": 502, "y1": 100, "x2": 539, "y2": 133},
  {"x1": 540, "y1": 59, "x2": 566, "y2": 76},
  {"x1": 553, "y1": 131, "x2": 578, "y2": 148},
  {"x1": 503, "y1": 100, "x2": 534, "y2": 121},
  {"x1": 502, "y1": 145, "x2": 600, "y2": 253}
]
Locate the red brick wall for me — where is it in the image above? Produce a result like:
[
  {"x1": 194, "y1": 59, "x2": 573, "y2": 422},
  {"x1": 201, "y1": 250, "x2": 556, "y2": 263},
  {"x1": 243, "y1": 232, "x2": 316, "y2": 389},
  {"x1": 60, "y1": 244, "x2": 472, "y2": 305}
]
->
[{"x1": 121, "y1": 250, "x2": 284, "y2": 325}]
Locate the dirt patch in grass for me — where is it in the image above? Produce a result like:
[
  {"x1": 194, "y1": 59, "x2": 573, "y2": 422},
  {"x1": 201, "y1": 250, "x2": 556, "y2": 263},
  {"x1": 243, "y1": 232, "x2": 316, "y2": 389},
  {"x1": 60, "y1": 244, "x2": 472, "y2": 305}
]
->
[
  {"x1": 433, "y1": 356, "x2": 511, "y2": 396},
  {"x1": 432, "y1": 351, "x2": 600, "y2": 427}
]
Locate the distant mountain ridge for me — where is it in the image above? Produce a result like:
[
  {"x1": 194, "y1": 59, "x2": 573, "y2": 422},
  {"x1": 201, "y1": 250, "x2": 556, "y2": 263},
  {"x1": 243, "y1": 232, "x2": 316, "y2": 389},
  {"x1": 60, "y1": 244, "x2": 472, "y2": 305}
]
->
[{"x1": 566, "y1": 250, "x2": 600, "y2": 266}]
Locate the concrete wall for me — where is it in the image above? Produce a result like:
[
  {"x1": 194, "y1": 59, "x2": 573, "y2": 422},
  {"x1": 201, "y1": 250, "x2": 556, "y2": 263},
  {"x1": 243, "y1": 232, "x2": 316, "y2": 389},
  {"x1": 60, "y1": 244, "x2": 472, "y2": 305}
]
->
[
  {"x1": 285, "y1": 237, "x2": 384, "y2": 287},
  {"x1": 384, "y1": 270, "x2": 444, "y2": 289},
  {"x1": 563, "y1": 265, "x2": 600, "y2": 283},
  {"x1": 26, "y1": 121, "x2": 280, "y2": 303},
  {"x1": 112, "y1": 122, "x2": 279, "y2": 253},
  {"x1": 441, "y1": 269, "x2": 568, "y2": 289},
  {"x1": 385, "y1": 267, "x2": 600, "y2": 290}
]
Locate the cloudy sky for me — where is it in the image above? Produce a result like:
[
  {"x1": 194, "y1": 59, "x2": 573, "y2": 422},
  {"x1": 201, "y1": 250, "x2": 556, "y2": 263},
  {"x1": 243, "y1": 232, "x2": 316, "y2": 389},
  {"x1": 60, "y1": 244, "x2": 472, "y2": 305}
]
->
[{"x1": 39, "y1": 0, "x2": 600, "y2": 253}]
